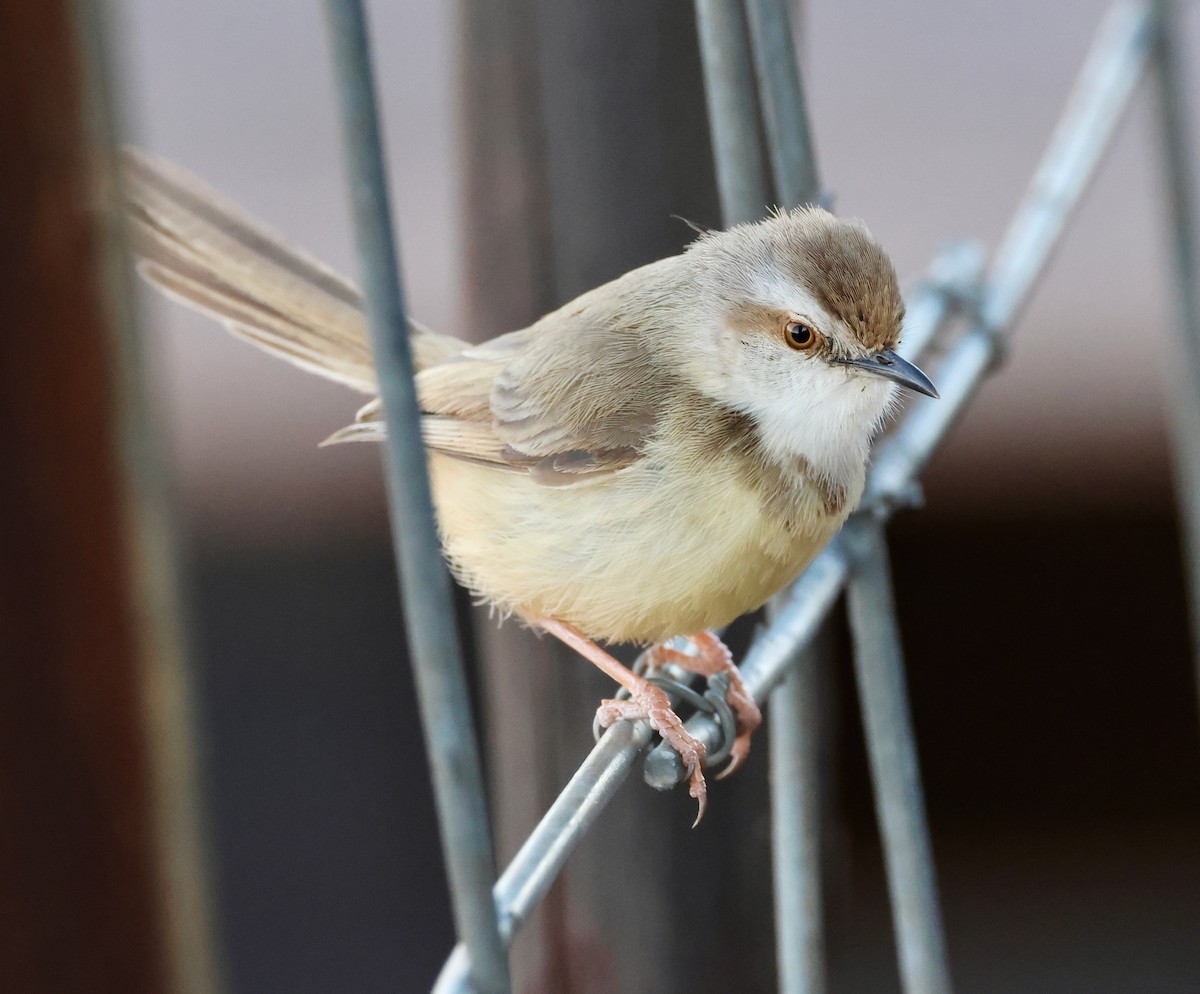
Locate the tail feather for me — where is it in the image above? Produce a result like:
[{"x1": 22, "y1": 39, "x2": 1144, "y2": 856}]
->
[{"x1": 122, "y1": 148, "x2": 465, "y2": 393}]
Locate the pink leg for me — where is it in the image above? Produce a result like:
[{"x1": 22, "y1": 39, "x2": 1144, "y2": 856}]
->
[
  {"x1": 642, "y1": 631, "x2": 762, "y2": 779},
  {"x1": 538, "y1": 617, "x2": 709, "y2": 826}
]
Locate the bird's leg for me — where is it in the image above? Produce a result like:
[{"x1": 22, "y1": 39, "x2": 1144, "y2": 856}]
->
[
  {"x1": 538, "y1": 617, "x2": 709, "y2": 825},
  {"x1": 641, "y1": 631, "x2": 761, "y2": 779}
]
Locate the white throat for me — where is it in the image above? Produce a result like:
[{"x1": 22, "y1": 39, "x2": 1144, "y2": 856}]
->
[{"x1": 742, "y1": 371, "x2": 896, "y2": 490}]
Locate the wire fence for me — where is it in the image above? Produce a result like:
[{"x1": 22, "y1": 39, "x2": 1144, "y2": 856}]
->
[
  {"x1": 323, "y1": 7, "x2": 510, "y2": 992},
  {"x1": 314, "y1": 2, "x2": 1192, "y2": 993}
]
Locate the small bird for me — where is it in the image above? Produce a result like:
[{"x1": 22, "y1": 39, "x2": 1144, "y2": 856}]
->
[{"x1": 123, "y1": 151, "x2": 936, "y2": 824}]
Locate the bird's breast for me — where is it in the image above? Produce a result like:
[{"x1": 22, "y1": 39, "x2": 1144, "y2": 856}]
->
[{"x1": 429, "y1": 436, "x2": 854, "y2": 645}]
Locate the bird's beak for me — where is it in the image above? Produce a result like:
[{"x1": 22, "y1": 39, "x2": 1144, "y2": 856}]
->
[{"x1": 837, "y1": 348, "x2": 939, "y2": 399}]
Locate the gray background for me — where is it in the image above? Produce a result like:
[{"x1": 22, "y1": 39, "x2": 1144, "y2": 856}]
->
[{"x1": 115, "y1": 2, "x2": 1200, "y2": 992}]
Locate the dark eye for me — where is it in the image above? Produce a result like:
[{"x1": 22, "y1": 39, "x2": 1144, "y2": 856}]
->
[{"x1": 785, "y1": 321, "x2": 817, "y2": 351}]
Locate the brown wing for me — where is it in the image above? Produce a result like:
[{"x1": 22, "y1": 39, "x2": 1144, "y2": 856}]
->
[
  {"x1": 327, "y1": 287, "x2": 673, "y2": 487},
  {"x1": 482, "y1": 319, "x2": 661, "y2": 485},
  {"x1": 123, "y1": 148, "x2": 666, "y2": 471}
]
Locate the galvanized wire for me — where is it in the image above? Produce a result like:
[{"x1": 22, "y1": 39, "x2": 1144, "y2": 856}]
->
[
  {"x1": 870, "y1": 1, "x2": 1152, "y2": 504},
  {"x1": 980, "y1": 2, "x2": 1153, "y2": 335},
  {"x1": 744, "y1": 0, "x2": 822, "y2": 208},
  {"x1": 434, "y1": 4, "x2": 1153, "y2": 991},
  {"x1": 843, "y1": 517, "x2": 951, "y2": 994},
  {"x1": 731, "y1": 2, "x2": 833, "y2": 990},
  {"x1": 1149, "y1": 0, "x2": 1200, "y2": 706},
  {"x1": 320, "y1": 5, "x2": 509, "y2": 993},
  {"x1": 694, "y1": 0, "x2": 769, "y2": 224},
  {"x1": 769, "y1": 641, "x2": 827, "y2": 994},
  {"x1": 739, "y1": 2, "x2": 955, "y2": 988},
  {"x1": 651, "y1": 2, "x2": 1152, "y2": 780}
]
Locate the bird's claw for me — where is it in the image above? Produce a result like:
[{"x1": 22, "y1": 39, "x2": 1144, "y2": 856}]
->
[
  {"x1": 592, "y1": 632, "x2": 759, "y2": 825},
  {"x1": 594, "y1": 681, "x2": 709, "y2": 826},
  {"x1": 714, "y1": 734, "x2": 752, "y2": 781},
  {"x1": 687, "y1": 760, "x2": 707, "y2": 828}
]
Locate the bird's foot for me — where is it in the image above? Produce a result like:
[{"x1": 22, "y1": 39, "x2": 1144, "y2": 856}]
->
[
  {"x1": 537, "y1": 616, "x2": 715, "y2": 825},
  {"x1": 641, "y1": 631, "x2": 762, "y2": 779},
  {"x1": 594, "y1": 682, "x2": 708, "y2": 826}
]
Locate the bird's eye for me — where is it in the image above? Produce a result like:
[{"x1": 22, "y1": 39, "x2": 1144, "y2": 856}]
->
[{"x1": 785, "y1": 321, "x2": 817, "y2": 351}]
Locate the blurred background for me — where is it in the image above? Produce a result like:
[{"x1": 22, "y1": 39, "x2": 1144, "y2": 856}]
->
[{"x1": 58, "y1": 0, "x2": 1200, "y2": 990}]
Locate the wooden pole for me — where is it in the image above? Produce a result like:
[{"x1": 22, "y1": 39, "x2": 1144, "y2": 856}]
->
[{"x1": 0, "y1": 4, "x2": 221, "y2": 992}]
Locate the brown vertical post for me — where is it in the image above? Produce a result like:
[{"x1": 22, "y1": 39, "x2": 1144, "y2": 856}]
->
[
  {"x1": 458, "y1": 3, "x2": 776, "y2": 992},
  {"x1": 0, "y1": 4, "x2": 219, "y2": 994}
]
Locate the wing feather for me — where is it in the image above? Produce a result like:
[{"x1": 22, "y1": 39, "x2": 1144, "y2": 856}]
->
[{"x1": 404, "y1": 265, "x2": 678, "y2": 481}]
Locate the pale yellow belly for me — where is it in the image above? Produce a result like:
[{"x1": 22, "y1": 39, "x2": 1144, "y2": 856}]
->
[{"x1": 429, "y1": 447, "x2": 849, "y2": 645}]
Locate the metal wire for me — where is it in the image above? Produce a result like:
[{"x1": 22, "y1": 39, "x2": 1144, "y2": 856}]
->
[
  {"x1": 694, "y1": 0, "x2": 769, "y2": 224},
  {"x1": 843, "y1": 516, "x2": 951, "y2": 994},
  {"x1": 769, "y1": 640, "x2": 827, "y2": 994},
  {"x1": 983, "y1": 4, "x2": 1153, "y2": 335},
  {"x1": 320, "y1": 5, "x2": 509, "y2": 993},
  {"x1": 650, "y1": 1, "x2": 1153, "y2": 781},
  {"x1": 744, "y1": 0, "x2": 822, "y2": 208},
  {"x1": 734, "y1": 3, "x2": 833, "y2": 989},
  {"x1": 870, "y1": 1, "x2": 1152, "y2": 505},
  {"x1": 434, "y1": 4, "x2": 1154, "y2": 991},
  {"x1": 739, "y1": 3, "x2": 957, "y2": 986},
  {"x1": 1149, "y1": 0, "x2": 1200, "y2": 709}
]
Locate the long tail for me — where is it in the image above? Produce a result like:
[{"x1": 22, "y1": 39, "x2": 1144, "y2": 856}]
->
[{"x1": 122, "y1": 149, "x2": 465, "y2": 394}]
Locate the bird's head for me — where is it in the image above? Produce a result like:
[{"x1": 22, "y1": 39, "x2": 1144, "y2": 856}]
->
[{"x1": 679, "y1": 207, "x2": 936, "y2": 475}]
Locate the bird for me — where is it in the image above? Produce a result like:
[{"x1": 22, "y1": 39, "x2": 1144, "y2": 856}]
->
[{"x1": 122, "y1": 150, "x2": 936, "y2": 825}]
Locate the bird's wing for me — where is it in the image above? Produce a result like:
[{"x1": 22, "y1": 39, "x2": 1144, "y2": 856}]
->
[
  {"x1": 123, "y1": 149, "x2": 660, "y2": 474},
  {"x1": 484, "y1": 319, "x2": 663, "y2": 485},
  {"x1": 327, "y1": 308, "x2": 670, "y2": 487},
  {"x1": 122, "y1": 148, "x2": 465, "y2": 392}
]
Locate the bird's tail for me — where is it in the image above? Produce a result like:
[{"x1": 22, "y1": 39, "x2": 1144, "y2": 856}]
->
[{"x1": 121, "y1": 148, "x2": 465, "y2": 394}]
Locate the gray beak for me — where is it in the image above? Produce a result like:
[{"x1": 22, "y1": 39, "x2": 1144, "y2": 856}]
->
[{"x1": 838, "y1": 348, "x2": 939, "y2": 399}]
